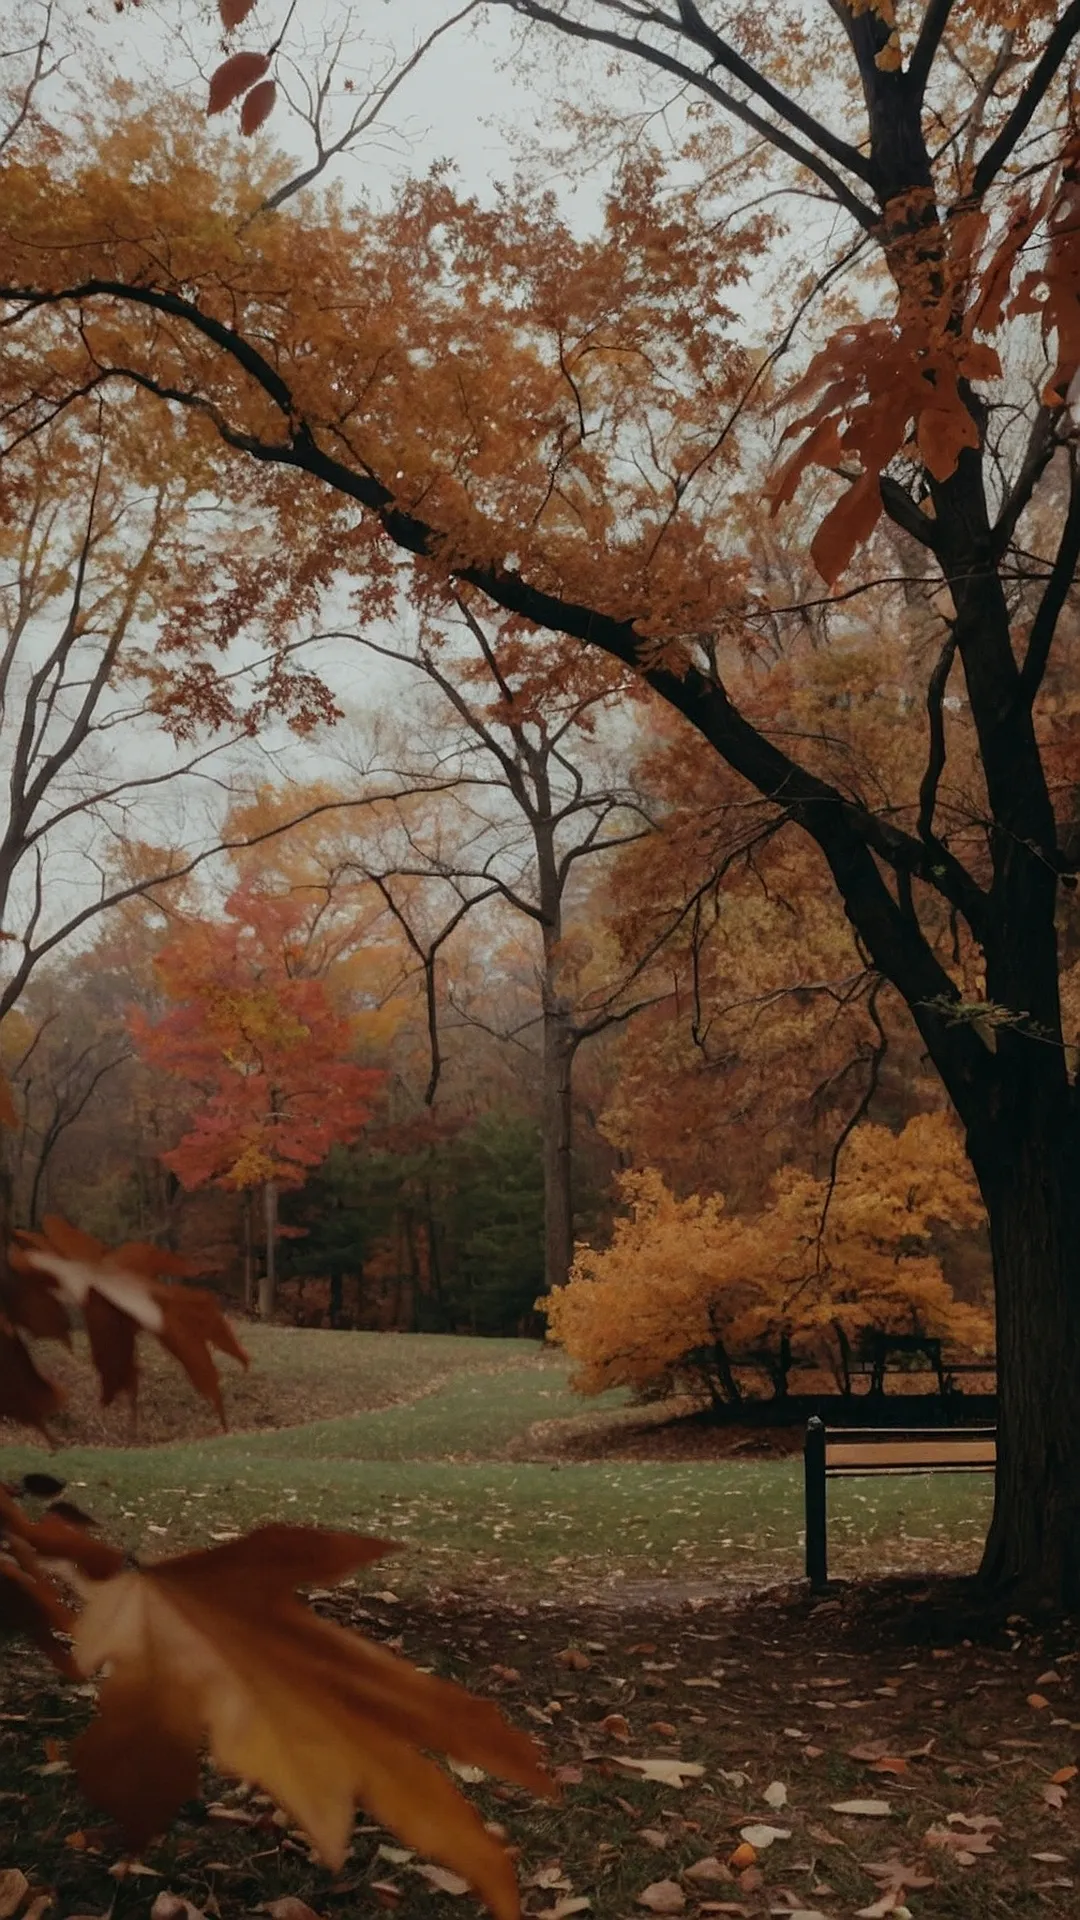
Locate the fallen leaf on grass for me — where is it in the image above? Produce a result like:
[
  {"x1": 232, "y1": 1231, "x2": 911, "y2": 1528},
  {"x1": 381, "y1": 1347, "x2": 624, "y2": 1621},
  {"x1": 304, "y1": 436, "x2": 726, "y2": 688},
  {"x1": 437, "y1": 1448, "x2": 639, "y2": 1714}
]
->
[
  {"x1": 830, "y1": 1800, "x2": 891, "y2": 1818},
  {"x1": 637, "y1": 1880, "x2": 685, "y2": 1912},
  {"x1": 864, "y1": 1859, "x2": 934, "y2": 1892},
  {"x1": 739, "y1": 1825, "x2": 791, "y2": 1850},
  {"x1": 599, "y1": 1714, "x2": 631, "y2": 1741},
  {"x1": 554, "y1": 1648, "x2": 591, "y2": 1672},
  {"x1": 683, "y1": 1858, "x2": 733, "y2": 1885},
  {"x1": 1042, "y1": 1782, "x2": 1068, "y2": 1809},
  {"x1": 1027, "y1": 1693, "x2": 1050, "y2": 1710},
  {"x1": 536, "y1": 1900, "x2": 590, "y2": 1920},
  {"x1": 925, "y1": 1816, "x2": 999, "y2": 1863},
  {"x1": 151, "y1": 1897, "x2": 207, "y2": 1920},
  {"x1": 728, "y1": 1845, "x2": 756, "y2": 1871},
  {"x1": 763, "y1": 1781, "x2": 788, "y2": 1809},
  {"x1": 413, "y1": 1865, "x2": 471, "y2": 1896},
  {"x1": 524, "y1": 1866, "x2": 571, "y2": 1891},
  {"x1": 552, "y1": 1765, "x2": 583, "y2": 1786},
  {"x1": 264, "y1": 1903, "x2": 325, "y2": 1920},
  {"x1": 638, "y1": 1829, "x2": 669, "y2": 1851},
  {"x1": 1032, "y1": 1852, "x2": 1068, "y2": 1864},
  {"x1": 616, "y1": 1758, "x2": 705, "y2": 1788},
  {"x1": 0, "y1": 1872, "x2": 29, "y2": 1920},
  {"x1": 1051, "y1": 1766, "x2": 1078, "y2": 1785}
]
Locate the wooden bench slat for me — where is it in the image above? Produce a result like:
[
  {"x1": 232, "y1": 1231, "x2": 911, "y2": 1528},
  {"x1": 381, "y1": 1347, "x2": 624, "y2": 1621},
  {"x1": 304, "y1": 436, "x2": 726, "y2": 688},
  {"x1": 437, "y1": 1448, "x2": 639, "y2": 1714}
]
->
[{"x1": 825, "y1": 1438, "x2": 996, "y2": 1470}]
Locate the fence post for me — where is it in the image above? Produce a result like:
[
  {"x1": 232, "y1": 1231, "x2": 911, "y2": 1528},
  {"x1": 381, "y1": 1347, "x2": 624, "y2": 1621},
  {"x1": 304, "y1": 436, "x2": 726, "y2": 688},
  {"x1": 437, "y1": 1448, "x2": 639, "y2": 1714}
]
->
[{"x1": 804, "y1": 1415, "x2": 828, "y2": 1591}]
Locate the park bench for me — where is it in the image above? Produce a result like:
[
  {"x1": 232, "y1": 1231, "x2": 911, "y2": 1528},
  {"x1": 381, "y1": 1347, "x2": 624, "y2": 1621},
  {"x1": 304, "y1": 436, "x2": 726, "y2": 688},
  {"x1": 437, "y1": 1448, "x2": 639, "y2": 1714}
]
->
[{"x1": 803, "y1": 1415, "x2": 997, "y2": 1590}]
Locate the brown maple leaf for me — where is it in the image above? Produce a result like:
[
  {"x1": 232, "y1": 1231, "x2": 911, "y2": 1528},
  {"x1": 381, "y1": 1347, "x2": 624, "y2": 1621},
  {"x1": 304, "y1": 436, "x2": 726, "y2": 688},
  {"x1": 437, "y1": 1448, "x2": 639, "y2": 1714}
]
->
[
  {"x1": 26, "y1": 1522, "x2": 552, "y2": 1918},
  {"x1": 7, "y1": 1218, "x2": 248, "y2": 1423}
]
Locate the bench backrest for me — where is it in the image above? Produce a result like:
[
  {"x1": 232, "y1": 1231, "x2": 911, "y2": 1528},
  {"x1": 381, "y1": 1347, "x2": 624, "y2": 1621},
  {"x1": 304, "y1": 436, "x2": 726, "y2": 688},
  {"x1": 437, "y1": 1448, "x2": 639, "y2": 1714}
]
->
[{"x1": 822, "y1": 1425, "x2": 996, "y2": 1474}]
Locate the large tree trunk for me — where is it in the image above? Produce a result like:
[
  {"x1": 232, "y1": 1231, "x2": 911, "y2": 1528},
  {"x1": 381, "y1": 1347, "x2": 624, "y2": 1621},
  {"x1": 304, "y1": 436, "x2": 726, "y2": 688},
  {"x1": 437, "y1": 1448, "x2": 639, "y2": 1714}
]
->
[
  {"x1": 259, "y1": 1176, "x2": 277, "y2": 1320},
  {"x1": 971, "y1": 1105, "x2": 1080, "y2": 1613},
  {"x1": 541, "y1": 1008, "x2": 575, "y2": 1297}
]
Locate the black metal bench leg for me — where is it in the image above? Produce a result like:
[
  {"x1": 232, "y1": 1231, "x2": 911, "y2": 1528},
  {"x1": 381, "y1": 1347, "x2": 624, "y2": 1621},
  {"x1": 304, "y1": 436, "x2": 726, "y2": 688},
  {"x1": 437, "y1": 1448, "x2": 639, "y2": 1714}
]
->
[{"x1": 805, "y1": 1416, "x2": 828, "y2": 1591}]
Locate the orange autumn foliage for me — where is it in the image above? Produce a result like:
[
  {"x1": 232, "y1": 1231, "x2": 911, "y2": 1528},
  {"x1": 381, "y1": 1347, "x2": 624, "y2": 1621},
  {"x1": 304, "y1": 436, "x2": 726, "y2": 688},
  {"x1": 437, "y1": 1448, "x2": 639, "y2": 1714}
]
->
[{"x1": 546, "y1": 1115, "x2": 992, "y2": 1401}]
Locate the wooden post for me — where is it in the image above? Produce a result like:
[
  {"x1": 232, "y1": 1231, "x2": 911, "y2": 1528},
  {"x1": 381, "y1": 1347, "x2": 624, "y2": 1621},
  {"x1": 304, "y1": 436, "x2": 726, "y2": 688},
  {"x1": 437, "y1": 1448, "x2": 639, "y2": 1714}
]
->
[{"x1": 805, "y1": 1415, "x2": 828, "y2": 1591}]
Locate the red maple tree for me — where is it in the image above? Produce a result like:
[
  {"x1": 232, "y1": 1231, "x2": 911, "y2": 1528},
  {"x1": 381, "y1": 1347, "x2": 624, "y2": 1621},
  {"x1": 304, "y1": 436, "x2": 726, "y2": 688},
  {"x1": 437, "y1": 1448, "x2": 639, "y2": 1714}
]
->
[{"x1": 131, "y1": 884, "x2": 384, "y2": 1312}]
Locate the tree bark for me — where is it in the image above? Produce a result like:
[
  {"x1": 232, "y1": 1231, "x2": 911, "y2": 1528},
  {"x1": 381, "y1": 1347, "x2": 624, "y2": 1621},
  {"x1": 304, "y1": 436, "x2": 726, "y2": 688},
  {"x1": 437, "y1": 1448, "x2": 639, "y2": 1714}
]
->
[
  {"x1": 534, "y1": 787, "x2": 577, "y2": 1298},
  {"x1": 259, "y1": 1176, "x2": 277, "y2": 1320},
  {"x1": 969, "y1": 1104, "x2": 1080, "y2": 1612},
  {"x1": 541, "y1": 1008, "x2": 576, "y2": 1300}
]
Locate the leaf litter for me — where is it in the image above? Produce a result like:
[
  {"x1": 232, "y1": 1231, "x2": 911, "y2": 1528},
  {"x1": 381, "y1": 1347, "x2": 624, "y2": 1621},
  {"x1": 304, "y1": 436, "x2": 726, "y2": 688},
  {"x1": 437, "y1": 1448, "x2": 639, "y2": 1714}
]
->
[{"x1": 2, "y1": 1577, "x2": 1079, "y2": 1919}]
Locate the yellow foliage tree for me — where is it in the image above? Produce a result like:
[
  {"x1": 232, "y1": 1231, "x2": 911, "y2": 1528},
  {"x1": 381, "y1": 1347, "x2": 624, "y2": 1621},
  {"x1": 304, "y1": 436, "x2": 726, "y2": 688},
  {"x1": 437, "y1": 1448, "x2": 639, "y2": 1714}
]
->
[{"x1": 546, "y1": 1114, "x2": 992, "y2": 1405}]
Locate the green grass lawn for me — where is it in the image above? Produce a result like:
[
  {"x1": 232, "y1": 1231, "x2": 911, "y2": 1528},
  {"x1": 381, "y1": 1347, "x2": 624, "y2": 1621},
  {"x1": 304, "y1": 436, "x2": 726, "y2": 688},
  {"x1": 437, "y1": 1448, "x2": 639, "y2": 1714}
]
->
[{"x1": 0, "y1": 1331, "x2": 995, "y2": 1589}]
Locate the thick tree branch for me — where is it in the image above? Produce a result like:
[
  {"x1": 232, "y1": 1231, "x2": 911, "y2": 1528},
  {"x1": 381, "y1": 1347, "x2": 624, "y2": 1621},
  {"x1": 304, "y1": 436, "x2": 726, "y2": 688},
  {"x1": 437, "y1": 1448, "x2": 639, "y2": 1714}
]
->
[
  {"x1": 502, "y1": 1, "x2": 877, "y2": 226},
  {"x1": 1021, "y1": 451, "x2": 1080, "y2": 706},
  {"x1": 0, "y1": 278, "x2": 998, "y2": 1115},
  {"x1": 972, "y1": 0, "x2": 1080, "y2": 196},
  {"x1": 908, "y1": 0, "x2": 957, "y2": 100},
  {"x1": 917, "y1": 627, "x2": 959, "y2": 843}
]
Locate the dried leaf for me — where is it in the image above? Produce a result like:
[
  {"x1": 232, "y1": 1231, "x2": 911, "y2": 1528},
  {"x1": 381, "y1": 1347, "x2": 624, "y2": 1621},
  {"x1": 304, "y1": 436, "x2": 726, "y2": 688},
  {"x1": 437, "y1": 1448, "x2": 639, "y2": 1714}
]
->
[
  {"x1": 218, "y1": 0, "x2": 259, "y2": 27},
  {"x1": 554, "y1": 1648, "x2": 591, "y2": 1671},
  {"x1": 9, "y1": 1222, "x2": 247, "y2": 1423},
  {"x1": 738, "y1": 1826, "x2": 790, "y2": 1849},
  {"x1": 599, "y1": 1714, "x2": 631, "y2": 1741},
  {"x1": 636, "y1": 1880, "x2": 685, "y2": 1913},
  {"x1": 810, "y1": 470, "x2": 883, "y2": 586},
  {"x1": 240, "y1": 80, "x2": 277, "y2": 136},
  {"x1": 536, "y1": 1901, "x2": 590, "y2": 1920},
  {"x1": 1050, "y1": 1766, "x2": 1078, "y2": 1785},
  {"x1": 925, "y1": 1821, "x2": 997, "y2": 1862},
  {"x1": 206, "y1": 50, "x2": 271, "y2": 114},
  {"x1": 0, "y1": 1870, "x2": 29, "y2": 1920},
  {"x1": 682, "y1": 1857, "x2": 732, "y2": 1885},
  {"x1": 615, "y1": 1758, "x2": 704, "y2": 1788},
  {"x1": 65, "y1": 1525, "x2": 549, "y2": 1919},
  {"x1": 1027, "y1": 1693, "x2": 1050, "y2": 1710},
  {"x1": 1042, "y1": 1782, "x2": 1067, "y2": 1810},
  {"x1": 763, "y1": 1780, "x2": 788, "y2": 1809},
  {"x1": 830, "y1": 1800, "x2": 892, "y2": 1819},
  {"x1": 413, "y1": 1866, "x2": 471, "y2": 1897},
  {"x1": 150, "y1": 1898, "x2": 207, "y2": 1920}
]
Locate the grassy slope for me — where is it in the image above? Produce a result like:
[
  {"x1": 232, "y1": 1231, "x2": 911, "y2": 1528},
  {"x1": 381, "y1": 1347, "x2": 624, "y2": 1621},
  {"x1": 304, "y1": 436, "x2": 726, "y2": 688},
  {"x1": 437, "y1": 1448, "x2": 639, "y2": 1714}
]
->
[
  {"x1": 30, "y1": 1326, "x2": 543, "y2": 1447},
  {"x1": 0, "y1": 1328, "x2": 994, "y2": 1591}
]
